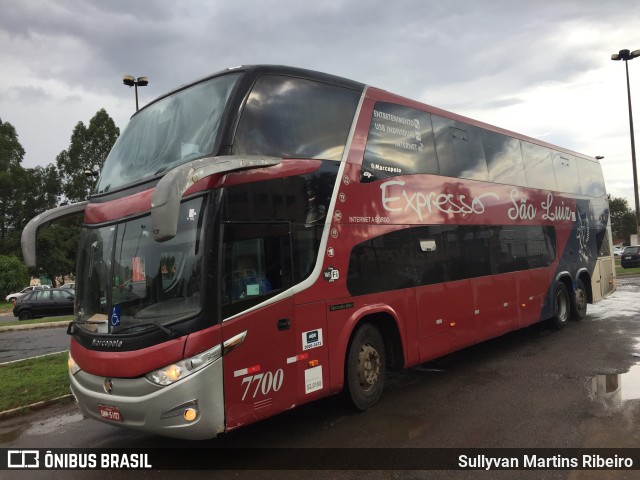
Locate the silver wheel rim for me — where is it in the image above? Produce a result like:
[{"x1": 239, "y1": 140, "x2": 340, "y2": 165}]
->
[
  {"x1": 357, "y1": 344, "x2": 381, "y2": 391},
  {"x1": 556, "y1": 290, "x2": 568, "y2": 322}
]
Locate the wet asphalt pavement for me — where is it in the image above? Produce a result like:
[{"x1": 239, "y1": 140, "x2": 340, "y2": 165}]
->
[{"x1": 1, "y1": 277, "x2": 639, "y2": 479}]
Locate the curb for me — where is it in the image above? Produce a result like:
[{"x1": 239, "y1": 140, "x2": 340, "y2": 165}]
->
[
  {"x1": 0, "y1": 321, "x2": 69, "y2": 333},
  {"x1": 0, "y1": 394, "x2": 74, "y2": 419}
]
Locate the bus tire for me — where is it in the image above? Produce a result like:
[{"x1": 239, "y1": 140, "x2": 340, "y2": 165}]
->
[
  {"x1": 345, "y1": 323, "x2": 386, "y2": 411},
  {"x1": 552, "y1": 283, "x2": 570, "y2": 330},
  {"x1": 570, "y1": 278, "x2": 588, "y2": 321}
]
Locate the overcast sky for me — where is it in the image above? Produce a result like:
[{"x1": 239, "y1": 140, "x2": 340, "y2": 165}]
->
[{"x1": 2, "y1": 0, "x2": 640, "y2": 205}]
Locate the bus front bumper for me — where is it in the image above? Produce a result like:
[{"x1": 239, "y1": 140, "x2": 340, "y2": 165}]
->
[{"x1": 69, "y1": 357, "x2": 225, "y2": 440}]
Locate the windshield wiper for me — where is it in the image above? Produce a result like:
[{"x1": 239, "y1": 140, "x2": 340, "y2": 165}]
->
[
  {"x1": 116, "y1": 322, "x2": 177, "y2": 337},
  {"x1": 66, "y1": 319, "x2": 103, "y2": 335},
  {"x1": 67, "y1": 319, "x2": 177, "y2": 337}
]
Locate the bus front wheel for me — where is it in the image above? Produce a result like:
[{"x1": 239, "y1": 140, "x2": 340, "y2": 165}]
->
[
  {"x1": 552, "y1": 283, "x2": 570, "y2": 330},
  {"x1": 345, "y1": 323, "x2": 386, "y2": 411}
]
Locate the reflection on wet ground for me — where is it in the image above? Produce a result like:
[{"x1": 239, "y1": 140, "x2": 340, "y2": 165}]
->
[
  {"x1": 590, "y1": 363, "x2": 640, "y2": 408},
  {"x1": 0, "y1": 409, "x2": 83, "y2": 444}
]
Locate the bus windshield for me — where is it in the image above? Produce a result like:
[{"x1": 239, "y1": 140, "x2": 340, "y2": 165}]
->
[
  {"x1": 75, "y1": 197, "x2": 206, "y2": 334},
  {"x1": 97, "y1": 73, "x2": 240, "y2": 193}
]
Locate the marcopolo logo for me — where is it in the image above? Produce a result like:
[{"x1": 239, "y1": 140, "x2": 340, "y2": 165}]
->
[
  {"x1": 8, "y1": 450, "x2": 39, "y2": 468},
  {"x1": 91, "y1": 338, "x2": 124, "y2": 349}
]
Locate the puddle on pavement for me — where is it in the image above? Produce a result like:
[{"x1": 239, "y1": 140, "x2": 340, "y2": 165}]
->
[
  {"x1": 23, "y1": 411, "x2": 84, "y2": 436},
  {"x1": 0, "y1": 410, "x2": 84, "y2": 444},
  {"x1": 0, "y1": 418, "x2": 29, "y2": 444},
  {"x1": 589, "y1": 363, "x2": 640, "y2": 409}
]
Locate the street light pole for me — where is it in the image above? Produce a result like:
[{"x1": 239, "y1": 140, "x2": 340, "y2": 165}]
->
[
  {"x1": 611, "y1": 49, "x2": 640, "y2": 237},
  {"x1": 122, "y1": 75, "x2": 149, "y2": 112}
]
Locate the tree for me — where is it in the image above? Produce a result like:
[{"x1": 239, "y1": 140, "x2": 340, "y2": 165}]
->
[
  {"x1": 36, "y1": 218, "x2": 81, "y2": 287},
  {"x1": 0, "y1": 118, "x2": 28, "y2": 252},
  {"x1": 608, "y1": 194, "x2": 637, "y2": 244},
  {"x1": 0, "y1": 255, "x2": 29, "y2": 298},
  {"x1": 57, "y1": 108, "x2": 120, "y2": 203},
  {"x1": 0, "y1": 119, "x2": 64, "y2": 257}
]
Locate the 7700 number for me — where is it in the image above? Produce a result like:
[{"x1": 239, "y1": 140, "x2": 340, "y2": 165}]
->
[{"x1": 241, "y1": 369, "x2": 284, "y2": 401}]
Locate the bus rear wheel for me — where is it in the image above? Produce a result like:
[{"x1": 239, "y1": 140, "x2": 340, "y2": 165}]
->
[
  {"x1": 570, "y1": 279, "x2": 588, "y2": 321},
  {"x1": 552, "y1": 283, "x2": 570, "y2": 330},
  {"x1": 345, "y1": 323, "x2": 386, "y2": 411}
]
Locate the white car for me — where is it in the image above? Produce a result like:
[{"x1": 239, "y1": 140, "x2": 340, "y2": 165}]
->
[
  {"x1": 614, "y1": 246, "x2": 625, "y2": 256},
  {"x1": 5, "y1": 285, "x2": 51, "y2": 304}
]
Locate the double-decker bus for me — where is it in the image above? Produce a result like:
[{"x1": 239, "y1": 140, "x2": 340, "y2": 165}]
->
[{"x1": 22, "y1": 65, "x2": 615, "y2": 440}]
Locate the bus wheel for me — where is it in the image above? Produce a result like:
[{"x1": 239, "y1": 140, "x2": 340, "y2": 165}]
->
[
  {"x1": 570, "y1": 279, "x2": 588, "y2": 321},
  {"x1": 346, "y1": 323, "x2": 386, "y2": 411},
  {"x1": 552, "y1": 283, "x2": 570, "y2": 330}
]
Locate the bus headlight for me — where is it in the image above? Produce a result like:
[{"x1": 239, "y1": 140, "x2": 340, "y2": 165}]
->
[
  {"x1": 146, "y1": 345, "x2": 221, "y2": 386},
  {"x1": 68, "y1": 353, "x2": 81, "y2": 376}
]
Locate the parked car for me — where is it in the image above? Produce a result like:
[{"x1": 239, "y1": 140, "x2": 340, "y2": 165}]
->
[
  {"x1": 621, "y1": 245, "x2": 640, "y2": 268},
  {"x1": 60, "y1": 283, "x2": 75, "y2": 289},
  {"x1": 12, "y1": 287, "x2": 75, "y2": 320},
  {"x1": 613, "y1": 246, "x2": 625, "y2": 256},
  {"x1": 5, "y1": 285, "x2": 51, "y2": 304}
]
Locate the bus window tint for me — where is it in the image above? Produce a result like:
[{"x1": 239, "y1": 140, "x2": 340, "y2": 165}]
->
[
  {"x1": 553, "y1": 153, "x2": 582, "y2": 195},
  {"x1": 348, "y1": 225, "x2": 557, "y2": 296},
  {"x1": 591, "y1": 197, "x2": 612, "y2": 257},
  {"x1": 291, "y1": 224, "x2": 323, "y2": 284},
  {"x1": 491, "y1": 227, "x2": 529, "y2": 273},
  {"x1": 347, "y1": 228, "x2": 414, "y2": 295},
  {"x1": 432, "y1": 116, "x2": 489, "y2": 181},
  {"x1": 361, "y1": 103, "x2": 438, "y2": 183},
  {"x1": 521, "y1": 142, "x2": 557, "y2": 191},
  {"x1": 577, "y1": 158, "x2": 606, "y2": 197},
  {"x1": 482, "y1": 131, "x2": 527, "y2": 187},
  {"x1": 233, "y1": 75, "x2": 360, "y2": 161},
  {"x1": 98, "y1": 74, "x2": 240, "y2": 193},
  {"x1": 412, "y1": 226, "x2": 445, "y2": 285}
]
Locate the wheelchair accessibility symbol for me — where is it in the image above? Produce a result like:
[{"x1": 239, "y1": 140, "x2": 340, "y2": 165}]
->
[{"x1": 110, "y1": 305, "x2": 121, "y2": 327}]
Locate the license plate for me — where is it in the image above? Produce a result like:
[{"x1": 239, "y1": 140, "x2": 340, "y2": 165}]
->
[
  {"x1": 624, "y1": 256, "x2": 631, "y2": 260},
  {"x1": 98, "y1": 405, "x2": 123, "y2": 422}
]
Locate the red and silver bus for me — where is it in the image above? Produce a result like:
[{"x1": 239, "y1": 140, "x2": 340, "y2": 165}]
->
[{"x1": 22, "y1": 65, "x2": 615, "y2": 440}]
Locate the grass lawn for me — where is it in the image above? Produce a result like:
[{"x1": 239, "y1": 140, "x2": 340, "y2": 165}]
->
[
  {"x1": 0, "y1": 352, "x2": 71, "y2": 412},
  {"x1": 0, "y1": 301, "x2": 13, "y2": 314},
  {"x1": 0, "y1": 315, "x2": 73, "y2": 329}
]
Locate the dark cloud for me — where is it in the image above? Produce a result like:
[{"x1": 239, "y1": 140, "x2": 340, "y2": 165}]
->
[
  {"x1": 1, "y1": 0, "x2": 639, "y2": 204},
  {"x1": 1, "y1": 0, "x2": 631, "y2": 100},
  {"x1": 1, "y1": 85, "x2": 51, "y2": 104}
]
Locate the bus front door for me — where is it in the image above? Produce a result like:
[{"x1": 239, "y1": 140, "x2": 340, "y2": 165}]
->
[{"x1": 219, "y1": 223, "x2": 297, "y2": 430}]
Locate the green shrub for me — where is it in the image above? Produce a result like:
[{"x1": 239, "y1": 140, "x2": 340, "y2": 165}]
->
[{"x1": 0, "y1": 255, "x2": 29, "y2": 298}]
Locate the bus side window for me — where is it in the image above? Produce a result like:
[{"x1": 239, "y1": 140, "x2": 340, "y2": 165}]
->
[
  {"x1": 346, "y1": 228, "x2": 414, "y2": 296},
  {"x1": 432, "y1": 116, "x2": 489, "y2": 181},
  {"x1": 482, "y1": 130, "x2": 527, "y2": 187},
  {"x1": 361, "y1": 102, "x2": 437, "y2": 183},
  {"x1": 221, "y1": 223, "x2": 292, "y2": 318},
  {"x1": 553, "y1": 153, "x2": 582, "y2": 195},
  {"x1": 412, "y1": 226, "x2": 445, "y2": 285}
]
